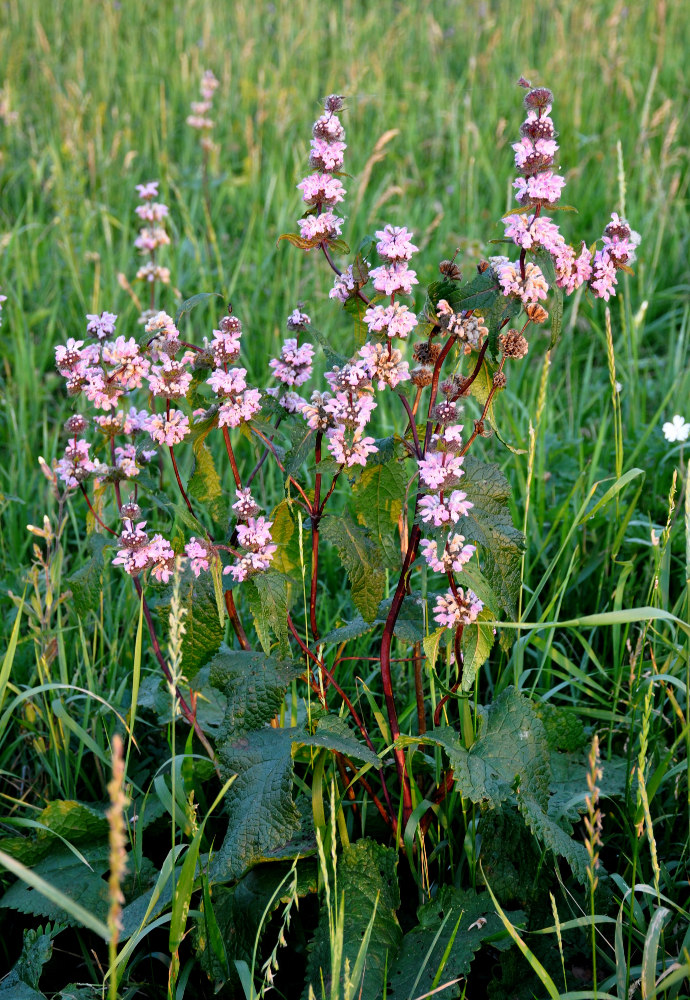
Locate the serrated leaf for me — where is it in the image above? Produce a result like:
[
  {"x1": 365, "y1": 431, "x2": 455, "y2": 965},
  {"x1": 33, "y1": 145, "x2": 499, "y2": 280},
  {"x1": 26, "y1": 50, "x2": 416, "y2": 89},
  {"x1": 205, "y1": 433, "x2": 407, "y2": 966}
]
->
[
  {"x1": 549, "y1": 282, "x2": 563, "y2": 348},
  {"x1": 327, "y1": 237, "x2": 350, "y2": 255},
  {"x1": 67, "y1": 534, "x2": 110, "y2": 618},
  {"x1": 152, "y1": 567, "x2": 224, "y2": 677},
  {"x1": 246, "y1": 570, "x2": 290, "y2": 658},
  {"x1": 352, "y1": 459, "x2": 405, "y2": 570},
  {"x1": 441, "y1": 270, "x2": 500, "y2": 313},
  {"x1": 304, "y1": 840, "x2": 402, "y2": 1000},
  {"x1": 174, "y1": 291, "x2": 223, "y2": 326},
  {"x1": 423, "y1": 627, "x2": 449, "y2": 673},
  {"x1": 414, "y1": 689, "x2": 589, "y2": 880},
  {"x1": 460, "y1": 456, "x2": 525, "y2": 619},
  {"x1": 0, "y1": 847, "x2": 110, "y2": 926},
  {"x1": 296, "y1": 715, "x2": 379, "y2": 767},
  {"x1": 277, "y1": 232, "x2": 319, "y2": 250},
  {"x1": 211, "y1": 728, "x2": 302, "y2": 882},
  {"x1": 187, "y1": 433, "x2": 228, "y2": 528},
  {"x1": 460, "y1": 609, "x2": 495, "y2": 691},
  {"x1": 209, "y1": 646, "x2": 303, "y2": 741},
  {"x1": 387, "y1": 886, "x2": 522, "y2": 999},
  {"x1": 0, "y1": 926, "x2": 53, "y2": 997},
  {"x1": 517, "y1": 793, "x2": 589, "y2": 883},
  {"x1": 317, "y1": 595, "x2": 425, "y2": 647},
  {"x1": 284, "y1": 423, "x2": 316, "y2": 478},
  {"x1": 321, "y1": 513, "x2": 386, "y2": 622},
  {"x1": 309, "y1": 324, "x2": 350, "y2": 369},
  {"x1": 269, "y1": 499, "x2": 301, "y2": 576}
]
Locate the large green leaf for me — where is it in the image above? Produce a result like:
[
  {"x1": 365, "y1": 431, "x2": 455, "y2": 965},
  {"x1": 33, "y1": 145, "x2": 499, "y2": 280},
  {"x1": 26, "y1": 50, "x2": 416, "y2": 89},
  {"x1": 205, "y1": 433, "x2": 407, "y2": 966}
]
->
[
  {"x1": 246, "y1": 570, "x2": 290, "y2": 658},
  {"x1": 304, "y1": 839, "x2": 402, "y2": 1000},
  {"x1": 321, "y1": 513, "x2": 386, "y2": 622},
  {"x1": 460, "y1": 608, "x2": 495, "y2": 692},
  {"x1": 317, "y1": 595, "x2": 425, "y2": 647},
  {"x1": 187, "y1": 433, "x2": 228, "y2": 529},
  {"x1": 352, "y1": 459, "x2": 406, "y2": 570},
  {"x1": 270, "y1": 499, "x2": 301, "y2": 576},
  {"x1": 0, "y1": 800, "x2": 108, "y2": 867},
  {"x1": 212, "y1": 728, "x2": 302, "y2": 882},
  {"x1": 0, "y1": 847, "x2": 110, "y2": 926},
  {"x1": 459, "y1": 456, "x2": 525, "y2": 619},
  {"x1": 297, "y1": 714, "x2": 379, "y2": 768},
  {"x1": 413, "y1": 689, "x2": 589, "y2": 880},
  {"x1": 208, "y1": 646, "x2": 303, "y2": 741},
  {"x1": 387, "y1": 886, "x2": 520, "y2": 999}
]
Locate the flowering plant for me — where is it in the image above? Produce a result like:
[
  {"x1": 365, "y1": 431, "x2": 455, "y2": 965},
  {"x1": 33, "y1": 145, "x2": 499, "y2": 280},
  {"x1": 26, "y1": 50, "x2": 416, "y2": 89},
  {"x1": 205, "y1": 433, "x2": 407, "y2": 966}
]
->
[{"x1": 54, "y1": 79, "x2": 640, "y2": 995}]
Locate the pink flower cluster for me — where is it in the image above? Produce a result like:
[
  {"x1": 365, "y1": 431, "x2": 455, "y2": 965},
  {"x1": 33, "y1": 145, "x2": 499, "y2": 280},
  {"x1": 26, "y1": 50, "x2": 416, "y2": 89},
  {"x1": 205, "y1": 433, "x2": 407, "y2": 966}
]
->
[
  {"x1": 297, "y1": 95, "x2": 347, "y2": 248},
  {"x1": 205, "y1": 314, "x2": 262, "y2": 428},
  {"x1": 433, "y1": 588, "x2": 484, "y2": 628},
  {"x1": 502, "y1": 86, "x2": 641, "y2": 309},
  {"x1": 113, "y1": 520, "x2": 175, "y2": 583},
  {"x1": 590, "y1": 213, "x2": 641, "y2": 301},
  {"x1": 186, "y1": 69, "x2": 219, "y2": 151},
  {"x1": 134, "y1": 181, "x2": 171, "y2": 314},
  {"x1": 225, "y1": 489, "x2": 277, "y2": 582}
]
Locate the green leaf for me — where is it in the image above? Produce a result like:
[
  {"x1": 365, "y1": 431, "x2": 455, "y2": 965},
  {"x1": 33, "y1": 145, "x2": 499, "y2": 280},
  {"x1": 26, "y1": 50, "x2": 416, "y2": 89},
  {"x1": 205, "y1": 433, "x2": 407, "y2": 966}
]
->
[
  {"x1": 0, "y1": 846, "x2": 110, "y2": 931},
  {"x1": 174, "y1": 291, "x2": 223, "y2": 326},
  {"x1": 212, "y1": 728, "x2": 303, "y2": 882},
  {"x1": 152, "y1": 567, "x2": 224, "y2": 678},
  {"x1": 412, "y1": 689, "x2": 589, "y2": 881},
  {"x1": 284, "y1": 423, "x2": 316, "y2": 478},
  {"x1": 309, "y1": 324, "x2": 350, "y2": 369},
  {"x1": 296, "y1": 715, "x2": 379, "y2": 768},
  {"x1": 0, "y1": 926, "x2": 53, "y2": 997},
  {"x1": 460, "y1": 608, "x2": 495, "y2": 692},
  {"x1": 460, "y1": 456, "x2": 525, "y2": 619},
  {"x1": 321, "y1": 513, "x2": 386, "y2": 622},
  {"x1": 246, "y1": 570, "x2": 290, "y2": 658},
  {"x1": 304, "y1": 840, "x2": 402, "y2": 1000},
  {"x1": 352, "y1": 459, "x2": 406, "y2": 570},
  {"x1": 423, "y1": 627, "x2": 449, "y2": 673},
  {"x1": 387, "y1": 886, "x2": 521, "y2": 999},
  {"x1": 209, "y1": 646, "x2": 303, "y2": 740},
  {"x1": 187, "y1": 433, "x2": 228, "y2": 529},
  {"x1": 270, "y1": 499, "x2": 301, "y2": 576},
  {"x1": 67, "y1": 534, "x2": 110, "y2": 618},
  {"x1": 0, "y1": 801, "x2": 108, "y2": 868}
]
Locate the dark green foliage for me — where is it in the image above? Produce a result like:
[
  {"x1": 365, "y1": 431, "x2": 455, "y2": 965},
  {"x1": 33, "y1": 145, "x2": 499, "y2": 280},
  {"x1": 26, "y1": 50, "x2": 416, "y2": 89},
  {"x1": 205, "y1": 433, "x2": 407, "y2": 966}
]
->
[
  {"x1": 320, "y1": 513, "x2": 386, "y2": 622},
  {"x1": 67, "y1": 534, "x2": 110, "y2": 618},
  {"x1": 304, "y1": 840, "x2": 402, "y2": 1000}
]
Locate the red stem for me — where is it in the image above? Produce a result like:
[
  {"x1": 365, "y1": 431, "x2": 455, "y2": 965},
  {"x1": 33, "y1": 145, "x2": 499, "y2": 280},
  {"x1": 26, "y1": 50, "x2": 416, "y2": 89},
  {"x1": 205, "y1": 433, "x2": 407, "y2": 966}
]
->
[
  {"x1": 309, "y1": 431, "x2": 323, "y2": 642},
  {"x1": 222, "y1": 426, "x2": 242, "y2": 489}
]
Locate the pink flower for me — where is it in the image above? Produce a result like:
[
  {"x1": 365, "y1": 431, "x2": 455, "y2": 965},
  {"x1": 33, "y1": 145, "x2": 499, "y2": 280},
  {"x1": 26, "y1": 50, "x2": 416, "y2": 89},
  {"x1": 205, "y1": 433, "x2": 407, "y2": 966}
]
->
[
  {"x1": 298, "y1": 211, "x2": 343, "y2": 242},
  {"x1": 330, "y1": 266, "x2": 357, "y2": 302},
  {"x1": 210, "y1": 327, "x2": 242, "y2": 366},
  {"x1": 375, "y1": 225, "x2": 418, "y2": 262},
  {"x1": 148, "y1": 534, "x2": 176, "y2": 582},
  {"x1": 590, "y1": 249, "x2": 618, "y2": 301},
  {"x1": 86, "y1": 312, "x2": 117, "y2": 339},
  {"x1": 218, "y1": 388, "x2": 262, "y2": 428},
  {"x1": 136, "y1": 181, "x2": 159, "y2": 201},
  {"x1": 146, "y1": 410, "x2": 191, "y2": 446},
  {"x1": 102, "y1": 336, "x2": 151, "y2": 389},
  {"x1": 358, "y1": 343, "x2": 410, "y2": 390},
  {"x1": 232, "y1": 488, "x2": 261, "y2": 520},
  {"x1": 56, "y1": 438, "x2": 97, "y2": 487},
  {"x1": 82, "y1": 369, "x2": 125, "y2": 411},
  {"x1": 420, "y1": 535, "x2": 475, "y2": 574},
  {"x1": 135, "y1": 202, "x2": 169, "y2": 223},
  {"x1": 496, "y1": 260, "x2": 549, "y2": 304},
  {"x1": 325, "y1": 427, "x2": 378, "y2": 467},
  {"x1": 433, "y1": 588, "x2": 483, "y2": 628},
  {"x1": 324, "y1": 392, "x2": 377, "y2": 429},
  {"x1": 310, "y1": 137, "x2": 346, "y2": 172},
  {"x1": 513, "y1": 171, "x2": 566, "y2": 205},
  {"x1": 370, "y1": 263, "x2": 418, "y2": 296},
  {"x1": 269, "y1": 338, "x2": 314, "y2": 387},
  {"x1": 147, "y1": 354, "x2": 194, "y2": 398},
  {"x1": 297, "y1": 173, "x2": 346, "y2": 206},
  {"x1": 363, "y1": 303, "x2": 417, "y2": 339},
  {"x1": 185, "y1": 537, "x2": 212, "y2": 577},
  {"x1": 418, "y1": 451, "x2": 465, "y2": 490},
  {"x1": 418, "y1": 490, "x2": 473, "y2": 526},
  {"x1": 324, "y1": 359, "x2": 373, "y2": 393}
]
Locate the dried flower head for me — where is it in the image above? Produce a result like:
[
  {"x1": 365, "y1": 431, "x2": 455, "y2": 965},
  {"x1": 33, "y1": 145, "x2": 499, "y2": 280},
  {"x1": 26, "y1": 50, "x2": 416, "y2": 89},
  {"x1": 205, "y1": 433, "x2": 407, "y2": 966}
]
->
[{"x1": 499, "y1": 329, "x2": 529, "y2": 360}]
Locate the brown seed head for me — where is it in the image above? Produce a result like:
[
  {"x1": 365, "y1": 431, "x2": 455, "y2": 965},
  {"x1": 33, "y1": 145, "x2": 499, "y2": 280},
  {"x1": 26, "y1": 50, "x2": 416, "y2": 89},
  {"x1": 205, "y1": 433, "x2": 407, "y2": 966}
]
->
[
  {"x1": 410, "y1": 364, "x2": 434, "y2": 388},
  {"x1": 121, "y1": 501, "x2": 141, "y2": 521},
  {"x1": 413, "y1": 341, "x2": 442, "y2": 365},
  {"x1": 523, "y1": 87, "x2": 553, "y2": 111},
  {"x1": 324, "y1": 94, "x2": 345, "y2": 113},
  {"x1": 439, "y1": 259, "x2": 462, "y2": 281},
  {"x1": 499, "y1": 329, "x2": 529, "y2": 360},
  {"x1": 493, "y1": 371, "x2": 507, "y2": 389}
]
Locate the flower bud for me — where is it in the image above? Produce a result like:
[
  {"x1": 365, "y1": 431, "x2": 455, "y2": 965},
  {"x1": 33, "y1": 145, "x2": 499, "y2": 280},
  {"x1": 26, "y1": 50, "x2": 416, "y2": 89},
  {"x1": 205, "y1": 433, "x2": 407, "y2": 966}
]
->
[
  {"x1": 523, "y1": 87, "x2": 553, "y2": 111},
  {"x1": 526, "y1": 304, "x2": 549, "y2": 324},
  {"x1": 220, "y1": 315, "x2": 242, "y2": 334},
  {"x1": 121, "y1": 501, "x2": 141, "y2": 521},
  {"x1": 324, "y1": 94, "x2": 345, "y2": 113},
  {"x1": 65, "y1": 414, "x2": 88, "y2": 435}
]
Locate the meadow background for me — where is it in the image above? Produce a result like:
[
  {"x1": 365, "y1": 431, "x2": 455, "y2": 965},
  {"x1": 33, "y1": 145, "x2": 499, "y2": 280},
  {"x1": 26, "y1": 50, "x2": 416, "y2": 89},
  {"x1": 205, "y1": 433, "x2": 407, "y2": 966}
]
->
[{"x1": 1, "y1": 0, "x2": 690, "y2": 996}]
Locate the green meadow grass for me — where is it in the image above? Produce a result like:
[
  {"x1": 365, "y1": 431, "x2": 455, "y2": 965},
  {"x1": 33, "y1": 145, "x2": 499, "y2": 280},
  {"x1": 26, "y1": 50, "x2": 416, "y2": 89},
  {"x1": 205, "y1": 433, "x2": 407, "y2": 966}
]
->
[{"x1": 1, "y1": 0, "x2": 689, "y2": 995}]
